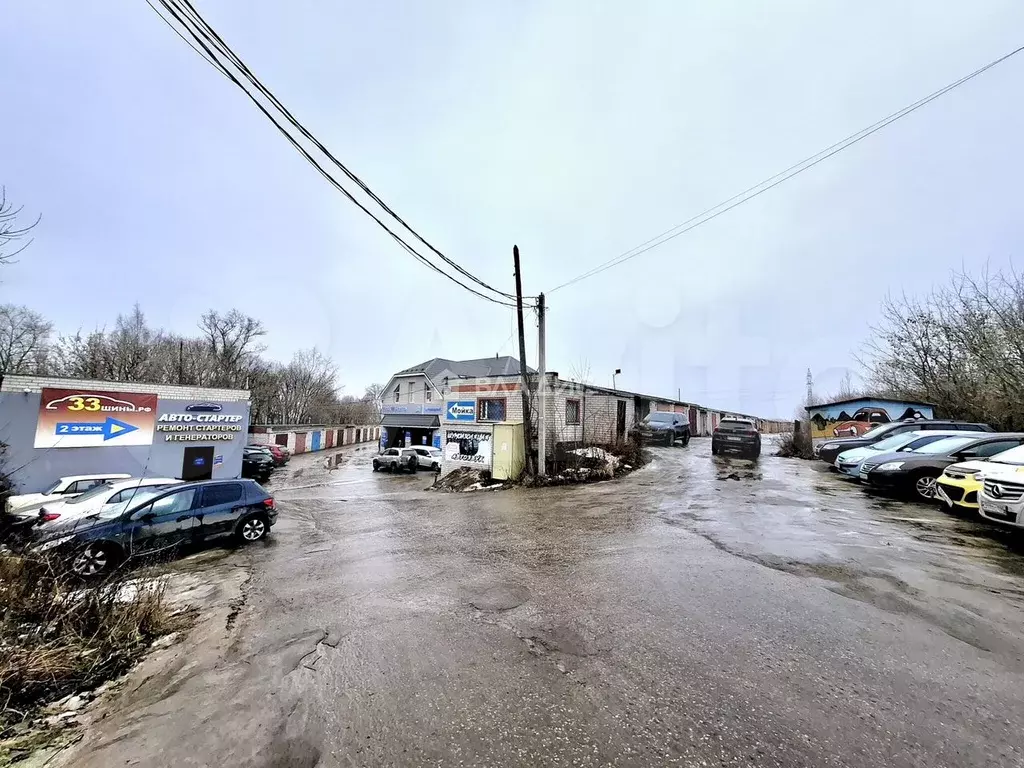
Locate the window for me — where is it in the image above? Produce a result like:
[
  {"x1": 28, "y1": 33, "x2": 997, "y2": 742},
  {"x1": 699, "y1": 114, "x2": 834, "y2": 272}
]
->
[
  {"x1": 477, "y1": 398, "x2": 506, "y2": 421},
  {"x1": 137, "y1": 488, "x2": 196, "y2": 518},
  {"x1": 203, "y1": 483, "x2": 243, "y2": 506},
  {"x1": 386, "y1": 448, "x2": 399, "y2": 456},
  {"x1": 566, "y1": 399, "x2": 581, "y2": 425},
  {"x1": 425, "y1": 387, "x2": 432, "y2": 401},
  {"x1": 393, "y1": 384, "x2": 400, "y2": 402},
  {"x1": 972, "y1": 440, "x2": 1022, "y2": 458}
]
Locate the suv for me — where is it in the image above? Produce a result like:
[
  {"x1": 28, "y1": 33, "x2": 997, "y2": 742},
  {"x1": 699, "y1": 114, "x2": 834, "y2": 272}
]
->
[
  {"x1": 23, "y1": 479, "x2": 277, "y2": 577},
  {"x1": 411, "y1": 446, "x2": 443, "y2": 471},
  {"x1": 815, "y1": 420, "x2": 993, "y2": 465},
  {"x1": 712, "y1": 418, "x2": 761, "y2": 459},
  {"x1": 639, "y1": 411, "x2": 691, "y2": 447},
  {"x1": 373, "y1": 448, "x2": 419, "y2": 473}
]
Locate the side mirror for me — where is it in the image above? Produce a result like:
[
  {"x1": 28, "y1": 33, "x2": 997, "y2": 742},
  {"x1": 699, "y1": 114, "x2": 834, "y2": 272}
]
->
[{"x1": 130, "y1": 509, "x2": 155, "y2": 522}]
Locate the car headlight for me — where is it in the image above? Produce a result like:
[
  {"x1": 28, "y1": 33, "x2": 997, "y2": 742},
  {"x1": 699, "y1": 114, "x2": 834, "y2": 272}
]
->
[
  {"x1": 821, "y1": 443, "x2": 837, "y2": 451},
  {"x1": 971, "y1": 472, "x2": 986, "y2": 481},
  {"x1": 876, "y1": 462, "x2": 904, "y2": 472},
  {"x1": 33, "y1": 534, "x2": 75, "y2": 553}
]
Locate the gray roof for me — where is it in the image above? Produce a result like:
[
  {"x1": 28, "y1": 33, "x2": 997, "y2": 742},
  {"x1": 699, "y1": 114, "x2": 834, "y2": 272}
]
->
[{"x1": 395, "y1": 356, "x2": 535, "y2": 382}]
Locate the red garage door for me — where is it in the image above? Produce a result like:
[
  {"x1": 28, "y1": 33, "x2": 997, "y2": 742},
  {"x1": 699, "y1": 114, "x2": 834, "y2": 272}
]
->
[{"x1": 294, "y1": 432, "x2": 307, "y2": 454}]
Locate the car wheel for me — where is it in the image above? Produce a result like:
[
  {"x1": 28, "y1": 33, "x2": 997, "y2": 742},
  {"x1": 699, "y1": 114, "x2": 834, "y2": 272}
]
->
[
  {"x1": 71, "y1": 541, "x2": 120, "y2": 578},
  {"x1": 711, "y1": 444, "x2": 718, "y2": 456},
  {"x1": 682, "y1": 432, "x2": 690, "y2": 447},
  {"x1": 665, "y1": 433, "x2": 674, "y2": 447},
  {"x1": 237, "y1": 513, "x2": 269, "y2": 543},
  {"x1": 913, "y1": 471, "x2": 940, "y2": 501},
  {"x1": 372, "y1": 459, "x2": 380, "y2": 471}
]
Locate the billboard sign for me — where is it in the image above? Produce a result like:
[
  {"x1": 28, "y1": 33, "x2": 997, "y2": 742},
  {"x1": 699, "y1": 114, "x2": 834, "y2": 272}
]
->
[
  {"x1": 444, "y1": 429, "x2": 491, "y2": 467},
  {"x1": 445, "y1": 401, "x2": 476, "y2": 422},
  {"x1": 35, "y1": 388, "x2": 157, "y2": 448}
]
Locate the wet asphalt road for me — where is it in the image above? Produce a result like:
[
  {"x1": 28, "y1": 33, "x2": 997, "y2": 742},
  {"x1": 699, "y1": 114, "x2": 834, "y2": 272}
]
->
[{"x1": 60, "y1": 440, "x2": 1024, "y2": 767}]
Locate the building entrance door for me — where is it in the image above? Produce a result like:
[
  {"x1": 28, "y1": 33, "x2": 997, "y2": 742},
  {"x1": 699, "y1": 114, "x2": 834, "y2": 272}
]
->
[
  {"x1": 616, "y1": 400, "x2": 626, "y2": 441},
  {"x1": 181, "y1": 446, "x2": 215, "y2": 481}
]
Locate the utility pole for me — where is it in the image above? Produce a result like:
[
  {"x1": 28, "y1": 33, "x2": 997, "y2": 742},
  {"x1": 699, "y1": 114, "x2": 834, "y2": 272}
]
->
[
  {"x1": 513, "y1": 246, "x2": 535, "y2": 477},
  {"x1": 537, "y1": 292, "x2": 546, "y2": 477},
  {"x1": 806, "y1": 368, "x2": 814, "y2": 405}
]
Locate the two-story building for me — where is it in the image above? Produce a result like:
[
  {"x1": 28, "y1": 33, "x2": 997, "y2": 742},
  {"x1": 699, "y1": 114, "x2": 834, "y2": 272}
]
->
[{"x1": 378, "y1": 356, "x2": 530, "y2": 451}]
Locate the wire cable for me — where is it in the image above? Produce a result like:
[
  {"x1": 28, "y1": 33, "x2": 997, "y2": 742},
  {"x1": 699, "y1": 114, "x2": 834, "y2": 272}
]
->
[
  {"x1": 151, "y1": 1, "x2": 516, "y2": 307},
  {"x1": 548, "y1": 43, "x2": 1024, "y2": 293},
  {"x1": 153, "y1": 0, "x2": 519, "y2": 303}
]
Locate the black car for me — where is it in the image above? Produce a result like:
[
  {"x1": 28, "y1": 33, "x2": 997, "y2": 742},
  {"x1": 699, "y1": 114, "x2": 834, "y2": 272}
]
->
[
  {"x1": 815, "y1": 419, "x2": 994, "y2": 465},
  {"x1": 862, "y1": 433, "x2": 1024, "y2": 501},
  {"x1": 25, "y1": 479, "x2": 277, "y2": 577},
  {"x1": 242, "y1": 447, "x2": 275, "y2": 481},
  {"x1": 639, "y1": 411, "x2": 691, "y2": 447},
  {"x1": 712, "y1": 418, "x2": 761, "y2": 459}
]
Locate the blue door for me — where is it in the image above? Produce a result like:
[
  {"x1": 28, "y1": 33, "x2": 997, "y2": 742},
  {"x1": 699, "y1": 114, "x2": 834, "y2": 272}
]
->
[{"x1": 311, "y1": 431, "x2": 322, "y2": 451}]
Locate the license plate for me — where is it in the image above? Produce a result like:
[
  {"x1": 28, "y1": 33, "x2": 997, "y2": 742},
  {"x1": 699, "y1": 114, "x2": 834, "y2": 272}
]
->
[
  {"x1": 935, "y1": 485, "x2": 953, "y2": 507},
  {"x1": 984, "y1": 503, "x2": 1017, "y2": 522},
  {"x1": 726, "y1": 436, "x2": 741, "y2": 442}
]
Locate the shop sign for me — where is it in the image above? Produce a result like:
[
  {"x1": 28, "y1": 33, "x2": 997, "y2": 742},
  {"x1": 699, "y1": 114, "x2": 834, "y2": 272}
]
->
[
  {"x1": 444, "y1": 429, "x2": 491, "y2": 466},
  {"x1": 155, "y1": 405, "x2": 244, "y2": 442},
  {"x1": 445, "y1": 400, "x2": 476, "y2": 422},
  {"x1": 35, "y1": 388, "x2": 157, "y2": 448}
]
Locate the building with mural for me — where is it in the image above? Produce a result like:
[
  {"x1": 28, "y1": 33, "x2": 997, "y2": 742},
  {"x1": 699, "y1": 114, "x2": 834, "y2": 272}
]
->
[{"x1": 805, "y1": 397, "x2": 935, "y2": 440}]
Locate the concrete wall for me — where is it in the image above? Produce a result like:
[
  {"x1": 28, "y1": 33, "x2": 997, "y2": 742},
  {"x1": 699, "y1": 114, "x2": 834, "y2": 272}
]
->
[{"x1": 0, "y1": 376, "x2": 249, "y2": 494}]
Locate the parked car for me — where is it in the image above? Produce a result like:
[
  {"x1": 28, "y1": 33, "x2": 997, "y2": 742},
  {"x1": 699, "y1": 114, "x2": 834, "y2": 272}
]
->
[
  {"x1": 639, "y1": 411, "x2": 691, "y2": 447},
  {"x1": 23, "y1": 479, "x2": 277, "y2": 577},
  {"x1": 410, "y1": 446, "x2": 443, "y2": 471},
  {"x1": 815, "y1": 420, "x2": 994, "y2": 465},
  {"x1": 2, "y1": 478, "x2": 182, "y2": 542},
  {"x1": 247, "y1": 444, "x2": 288, "y2": 466},
  {"x1": 372, "y1": 448, "x2": 419, "y2": 473},
  {"x1": 834, "y1": 430, "x2": 965, "y2": 479},
  {"x1": 242, "y1": 447, "x2": 275, "y2": 481},
  {"x1": 977, "y1": 446, "x2": 1024, "y2": 529},
  {"x1": 934, "y1": 443, "x2": 1024, "y2": 514},
  {"x1": 5, "y1": 473, "x2": 132, "y2": 514},
  {"x1": 711, "y1": 418, "x2": 761, "y2": 458},
  {"x1": 861, "y1": 433, "x2": 1024, "y2": 501}
]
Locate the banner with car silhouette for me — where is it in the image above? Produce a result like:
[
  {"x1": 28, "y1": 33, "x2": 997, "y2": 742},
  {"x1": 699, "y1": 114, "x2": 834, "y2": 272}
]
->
[{"x1": 34, "y1": 387, "x2": 158, "y2": 448}]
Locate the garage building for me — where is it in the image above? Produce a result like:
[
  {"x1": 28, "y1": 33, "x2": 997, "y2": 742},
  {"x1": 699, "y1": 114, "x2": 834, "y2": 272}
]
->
[{"x1": 0, "y1": 374, "x2": 250, "y2": 493}]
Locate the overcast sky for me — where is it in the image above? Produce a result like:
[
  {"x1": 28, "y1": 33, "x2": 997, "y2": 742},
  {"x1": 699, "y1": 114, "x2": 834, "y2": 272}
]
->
[{"x1": 3, "y1": 1, "x2": 1023, "y2": 417}]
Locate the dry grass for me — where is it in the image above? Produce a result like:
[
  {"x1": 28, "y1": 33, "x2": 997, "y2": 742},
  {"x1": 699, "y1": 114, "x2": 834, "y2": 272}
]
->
[
  {"x1": 0, "y1": 553, "x2": 189, "y2": 738},
  {"x1": 775, "y1": 430, "x2": 816, "y2": 460}
]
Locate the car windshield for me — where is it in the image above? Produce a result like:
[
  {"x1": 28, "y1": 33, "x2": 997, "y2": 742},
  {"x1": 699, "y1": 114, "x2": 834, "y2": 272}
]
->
[
  {"x1": 910, "y1": 436, "x2": 976, "y2": 455},
  {"x1": 42, "y1": 480, "x2": 63, "y2": 495},
  {"x1": 859, "y1": 423, "x2": 898, "y2": 440},
  {"x1": 719, "y1": 421, "x2": 754, "y2": 432},
  {"x1": 868, "y1": 433, "x2": 921, "y2": 451},
  {"x1": 987, "y1": 445, "x2": 1024, "y2": 466},
  {"x1": 97, "y1": 487, "x2": 166, "y2": 519},
  {"x1": 646, "y1": 413, "x2": 674, "y2": 424},
  {"x1": 64, "y1": 482, "x2": 115, "y2": 505}
]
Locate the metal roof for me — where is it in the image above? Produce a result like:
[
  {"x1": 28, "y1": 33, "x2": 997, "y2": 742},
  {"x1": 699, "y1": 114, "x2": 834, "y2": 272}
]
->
[
  {"x1": 395, "y1": 356, "x2": 535, "y2": 381},
  {"x1": 380, "y1": 414, "x2": 440, "y2": 428}
]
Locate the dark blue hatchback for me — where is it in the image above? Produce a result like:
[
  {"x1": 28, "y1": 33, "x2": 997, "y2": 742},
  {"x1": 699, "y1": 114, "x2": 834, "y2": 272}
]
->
[{"x1": 27, "y1": 479, "x2": 277, "y2": 577}]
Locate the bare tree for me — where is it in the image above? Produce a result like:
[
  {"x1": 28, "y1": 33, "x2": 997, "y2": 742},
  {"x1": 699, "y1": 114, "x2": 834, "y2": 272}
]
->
[
  {"x1": 276, "y1": 348, "x2": 340, "y2": 424},
  {"x1": 0, "y1": 304, "x2": 51, "y2": 375},
  {"x1": 198, "y1": 309, "x2": 266, "y2": 387},
  {"x1": 0, "y1": 187, "x2": 39, "y2": 266}
]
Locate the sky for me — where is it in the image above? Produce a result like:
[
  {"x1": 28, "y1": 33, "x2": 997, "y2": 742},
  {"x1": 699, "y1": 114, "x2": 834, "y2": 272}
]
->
[{"x1": 2, "y1": 1, "x2": 1023, "y2": 418}]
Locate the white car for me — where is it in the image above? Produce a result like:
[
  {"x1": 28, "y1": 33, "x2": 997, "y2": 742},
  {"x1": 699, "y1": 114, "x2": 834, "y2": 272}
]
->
[
  {"x1": 6, "y1": 474, "x2": 132, "y2": 514},
  {"x1": 977, "y1": 445, "x2": 1024, "y2": 529},
  {"x1": 410, "y1": 446, "x2": 443, "y2": 471},
  {"x1": 27, "y1": 477, "x2": 183, "y2": 527}
]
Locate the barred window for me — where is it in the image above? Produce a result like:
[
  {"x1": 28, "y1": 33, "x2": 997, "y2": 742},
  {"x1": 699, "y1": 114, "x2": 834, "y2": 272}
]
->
[
  {"x1": 565, "y1": 399, "x2": 581, "y2": 425},
  {"x1": 477, "y1": 398, "x2": 506, "y2": 421}
]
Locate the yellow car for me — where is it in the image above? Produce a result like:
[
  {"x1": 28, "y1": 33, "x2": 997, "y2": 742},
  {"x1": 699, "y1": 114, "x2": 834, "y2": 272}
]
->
[{"x1": 935, "y1": 460, "x2": 989, "y2": 512}]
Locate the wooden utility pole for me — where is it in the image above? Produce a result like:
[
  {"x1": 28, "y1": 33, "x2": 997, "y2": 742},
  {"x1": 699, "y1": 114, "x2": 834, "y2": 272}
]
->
[
  {"x1": 537, "y1": 292, "x2": 546, "y2": 477},
  {"x1": 514, "y1": 245, "x2": 535, "y2": 477}
]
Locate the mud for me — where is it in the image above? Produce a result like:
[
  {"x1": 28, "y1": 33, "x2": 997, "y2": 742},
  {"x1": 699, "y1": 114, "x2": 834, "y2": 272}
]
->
[{"x1": 53, "y1": 439, "x2": 1024, "y2": 768}]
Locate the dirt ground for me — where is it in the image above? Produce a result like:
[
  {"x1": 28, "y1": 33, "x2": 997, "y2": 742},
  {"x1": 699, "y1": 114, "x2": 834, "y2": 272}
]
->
[{"x1": 48, "y1": 438, "x2": 1024, "y2": 767}]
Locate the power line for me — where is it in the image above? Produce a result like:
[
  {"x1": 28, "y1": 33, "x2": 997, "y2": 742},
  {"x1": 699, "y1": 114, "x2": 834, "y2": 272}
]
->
[
  {"x1": 549, "y1": 44, "x2": 1024, "y2": 294},
  {"x1": 150, "y1": 0, "x2": 518, "y2": 306}
]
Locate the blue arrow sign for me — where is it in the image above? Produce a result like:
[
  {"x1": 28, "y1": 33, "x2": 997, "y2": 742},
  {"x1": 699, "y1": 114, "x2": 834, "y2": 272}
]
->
[
  {"x1": 446, "y1": 401, "x2": 476, "y2": 422},
  {"x1": 55, "y1": 417, "x2": 139, "y2": 441}
]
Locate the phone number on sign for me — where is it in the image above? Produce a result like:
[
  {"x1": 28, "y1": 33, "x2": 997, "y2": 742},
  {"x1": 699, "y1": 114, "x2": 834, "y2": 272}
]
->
[{"x1": 452, "y1": 454, "x2": 487, "y2": 463}]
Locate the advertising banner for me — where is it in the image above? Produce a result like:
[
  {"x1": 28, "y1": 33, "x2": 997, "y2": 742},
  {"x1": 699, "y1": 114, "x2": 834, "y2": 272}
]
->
[
  {"x1": 444, "y1": 429, "x2": 491, "y2": 467},
  {"x1": 35, "y1": 388, "x2": 158, "y2": 448}
]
